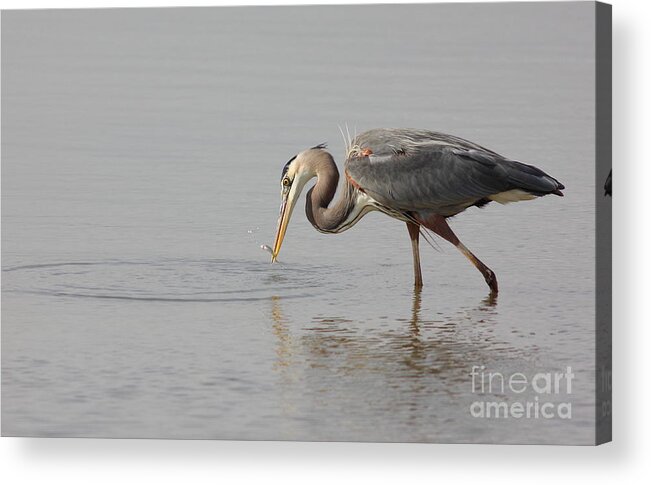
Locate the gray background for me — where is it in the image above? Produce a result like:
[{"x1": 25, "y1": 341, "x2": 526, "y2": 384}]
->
[{"x1": 2, "y1": 3, "x2": 597, "y2": 443}]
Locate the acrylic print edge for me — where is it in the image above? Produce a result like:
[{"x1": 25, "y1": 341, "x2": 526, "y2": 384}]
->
[{"x1": 595, "y1": 0, "x2": 612, "y2": 446}]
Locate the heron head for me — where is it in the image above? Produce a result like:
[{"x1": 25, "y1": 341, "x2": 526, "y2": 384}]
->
[{"x1": 271, "y1": 144, "x2": 328, "y2": 262}]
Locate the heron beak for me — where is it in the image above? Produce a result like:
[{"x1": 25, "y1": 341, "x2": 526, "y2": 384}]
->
[
  {"x1": 271, "y1": 169, "x2": 309, "y2": 263},
  {"x1": 271, "y1": 190, "x2": 295, "y2": 263}
]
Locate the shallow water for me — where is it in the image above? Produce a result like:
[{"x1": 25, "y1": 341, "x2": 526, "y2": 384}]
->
[{"x1": 2, "y1": 4, "x2": 597, "y2": 443}]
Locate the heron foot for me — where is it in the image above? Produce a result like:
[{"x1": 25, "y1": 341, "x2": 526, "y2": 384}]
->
[{"x1": 484, "y1": 269, "x2": 498, "y2": 294}]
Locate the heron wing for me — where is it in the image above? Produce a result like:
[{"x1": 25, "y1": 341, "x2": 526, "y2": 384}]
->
[{"x1": 345, "y1": 129, "x2": 564, "y2": 216}]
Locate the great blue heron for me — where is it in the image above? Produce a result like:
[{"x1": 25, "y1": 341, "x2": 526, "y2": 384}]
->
[{"x1": 271, "y1": 128, "x2": 564, "y2": 294}]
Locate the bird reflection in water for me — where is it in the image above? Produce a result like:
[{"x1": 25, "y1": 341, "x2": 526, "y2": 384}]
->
[
  {"x1": 269, "y1": 289, "x2": 509, "y2": 389},
  {"x1": 266, "y1": 291, "x2": 543, "y2": 439},
  {"x1": 270, "y1": 296, "x2": 294, "y2": 371}
]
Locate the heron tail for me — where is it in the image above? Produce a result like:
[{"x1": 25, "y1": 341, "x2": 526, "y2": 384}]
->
[{"x1": 502, "y1": 160, "x2": 565, "y2": 197}]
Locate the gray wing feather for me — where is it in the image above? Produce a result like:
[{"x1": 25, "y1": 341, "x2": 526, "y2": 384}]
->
[
  {"x1": 345, "y1": 129, "x2": 564, "y2": 216},
  {"x1": 452, "y1": 148, "x2": 563, "y2": 195}
]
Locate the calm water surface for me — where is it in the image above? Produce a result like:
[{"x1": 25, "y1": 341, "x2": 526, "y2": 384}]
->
[{"x1": 2, "y1": 4, "x2": 596, "y2": 443}]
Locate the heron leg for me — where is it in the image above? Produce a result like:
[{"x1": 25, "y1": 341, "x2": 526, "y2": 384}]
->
[
  {"x1": 406, "y1": 222, "x2": 423, "y2": 288},
  {"x1": 419, "y1": 215, "x2": 498, "y2": 294}
]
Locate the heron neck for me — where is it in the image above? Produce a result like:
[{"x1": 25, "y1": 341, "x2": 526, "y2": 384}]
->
[{"x1": 305, "y1": 161, "x2": 356, "y2": 233}]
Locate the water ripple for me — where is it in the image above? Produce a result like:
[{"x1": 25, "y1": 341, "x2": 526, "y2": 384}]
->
[{"x1": 2, "y1": 258, "x2": 337, "y2": 303}]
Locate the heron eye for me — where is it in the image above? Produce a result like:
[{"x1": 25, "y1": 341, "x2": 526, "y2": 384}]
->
[{"x1": 282, "y1": 177, "x2": 291, "y2": 187}]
